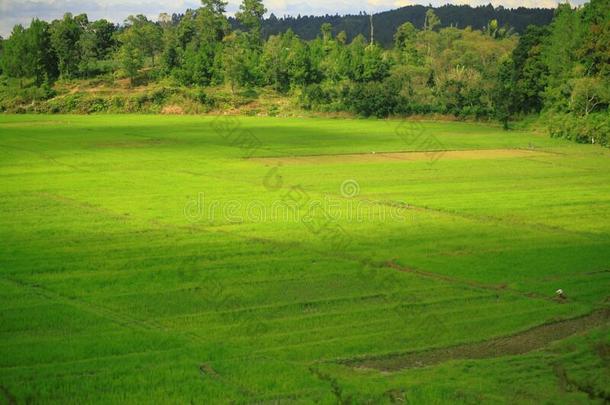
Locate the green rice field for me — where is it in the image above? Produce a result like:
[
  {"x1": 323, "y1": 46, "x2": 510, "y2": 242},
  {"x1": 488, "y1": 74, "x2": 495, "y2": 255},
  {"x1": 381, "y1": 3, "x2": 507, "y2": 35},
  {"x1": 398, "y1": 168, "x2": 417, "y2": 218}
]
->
[{"x1": 1, "y1": 115, "x2": 609, "y2": 403}]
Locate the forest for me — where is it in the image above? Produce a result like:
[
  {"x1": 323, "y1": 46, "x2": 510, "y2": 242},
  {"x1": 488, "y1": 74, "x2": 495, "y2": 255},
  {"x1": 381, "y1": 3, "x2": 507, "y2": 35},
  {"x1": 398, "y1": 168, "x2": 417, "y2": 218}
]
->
[
  {"x1": 239, "y1": 4, "x2": 556, "y2": 46},
  {"x1": 0, "y1": 0, "x2": 608, "y2": 146}
]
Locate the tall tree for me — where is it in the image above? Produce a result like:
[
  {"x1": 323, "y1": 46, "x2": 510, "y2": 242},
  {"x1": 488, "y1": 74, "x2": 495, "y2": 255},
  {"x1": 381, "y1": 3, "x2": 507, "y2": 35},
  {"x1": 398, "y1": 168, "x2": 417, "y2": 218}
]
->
[
  {"x1": 235, "y1": 0, "x2": 267, "y2": 36},
  {"x1": 198, "y1": 0, "x2": 229, "y2": 43},
  {"x1": 50, "y1": 13, "x2": 86, "y2": 78},
  {"x1": 394, "y1": 22, "x2": 419, "y2": 64},
  {"x1": 124, "y1": 15, "x2": 162, "y2": 67},
  {"x1": 28, "y1": 19, "x2": 58, "y2": 85},
  {"x1": 510, "y1": 25, "x2": 549, "y2": 114},
  {"x1": 576, "y1": 0, "x2": 610, "y2": 77},
  {"x1": 541, "y1": 3, "x2": 580, "y2": 111},
  {"x1": 1, "y1": 25, "x2": 29, "y2": 87},
  {"x1": 89, "y1": 19, "x2": 116, "y2": 59},
  {"x1": 117, "y1": 24, "x2": 144, "y2": 86},
  {"x1": 159, "y1": 15, "x2": 180, "y2": 74},
  {"x1": 222, "y1": 32, "x2": 250, "y2": 93},
  {"x1": 424, "y1": 9, "x2": 441, "y2": 32},
  {"x1": 320, "y1": 23, "x2": 332, "y2": 43},
  {"x1": 362, "y1": 43, "x2": 389, "y2": 82},
  {"x1": 494, "y1": 59, "x2": 514, "y2": 129}
]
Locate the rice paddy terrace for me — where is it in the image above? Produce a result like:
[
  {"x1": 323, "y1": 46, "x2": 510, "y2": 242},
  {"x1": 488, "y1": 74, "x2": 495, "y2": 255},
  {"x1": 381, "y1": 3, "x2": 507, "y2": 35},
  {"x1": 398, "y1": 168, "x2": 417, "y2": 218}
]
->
[{"x1": 0, "y1": 115, "x2": 609, "y2": 403}]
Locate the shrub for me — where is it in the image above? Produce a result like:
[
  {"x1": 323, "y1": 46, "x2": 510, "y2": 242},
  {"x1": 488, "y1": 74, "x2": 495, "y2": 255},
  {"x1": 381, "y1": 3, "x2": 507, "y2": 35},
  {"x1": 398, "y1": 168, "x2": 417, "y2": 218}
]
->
[
  {"x1": 548, "y1": 112, "x2": 610, "y2": 147},
  {"x1": 86, "y1": 97, "x2": 110, "y2": 113},
  {"x1": 299, "y1": 84, "x2": 333, "y2": 110},
  {"x1": 343, "y1": 81, "x2": 400, "y2": 118}
]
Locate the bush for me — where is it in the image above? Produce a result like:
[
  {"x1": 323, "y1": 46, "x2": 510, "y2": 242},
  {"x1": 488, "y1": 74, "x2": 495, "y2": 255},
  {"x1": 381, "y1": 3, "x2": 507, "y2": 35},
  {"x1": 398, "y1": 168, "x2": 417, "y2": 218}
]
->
[
  {"x1": 300, "y1": 84, "x2": 333, "y2": 110},
  {"x1": 86, "y1": 98, "x2": 110, "y2": 113},
  {"x1": 189, "y1": 89, "x2": 217, "y2": 108},
  {"x1": 548, "y1": 112, "x2": 610, "y2": 147},
  {"x1": 343, "y1": 81, "x2": 400, "y2": 118},
  {"x1": 268, "y1": 105, "x2": 279, "y2": 117}
]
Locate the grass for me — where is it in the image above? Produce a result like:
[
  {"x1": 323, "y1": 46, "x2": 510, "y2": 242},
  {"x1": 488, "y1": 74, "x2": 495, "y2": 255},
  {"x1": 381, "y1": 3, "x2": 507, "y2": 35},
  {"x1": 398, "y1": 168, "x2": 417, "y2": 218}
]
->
[{"x1": 0, "y1": 114, "x2": 609, "y2": 403}]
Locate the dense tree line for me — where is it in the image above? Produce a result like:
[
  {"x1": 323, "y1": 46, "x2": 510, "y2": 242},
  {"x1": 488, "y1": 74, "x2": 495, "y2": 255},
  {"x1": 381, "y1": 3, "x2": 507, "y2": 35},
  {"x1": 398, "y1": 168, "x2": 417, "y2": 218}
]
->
[
  {"x1": 496, "y1": 0, "x2": 609, "y2": 144},
  {"x1": 250, "y1": 4, "x2": 554, "y2": 47},
  {"x1": 0, "y1": 0, "x2": 607, "y2": 144}
]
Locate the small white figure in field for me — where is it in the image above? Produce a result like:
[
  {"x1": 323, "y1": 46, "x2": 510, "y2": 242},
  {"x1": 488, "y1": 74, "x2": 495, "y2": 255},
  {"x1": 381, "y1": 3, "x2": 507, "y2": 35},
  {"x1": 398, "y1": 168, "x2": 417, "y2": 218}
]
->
[{"x1": 555, "y1": 289, "x2": 566, "y2": 299}]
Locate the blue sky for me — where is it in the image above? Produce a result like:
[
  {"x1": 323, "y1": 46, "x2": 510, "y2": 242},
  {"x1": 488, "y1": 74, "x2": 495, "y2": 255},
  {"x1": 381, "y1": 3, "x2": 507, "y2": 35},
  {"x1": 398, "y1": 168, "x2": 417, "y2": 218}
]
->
[{"x1": 0, "y1": 0, "x2": 587, "y2": 37}]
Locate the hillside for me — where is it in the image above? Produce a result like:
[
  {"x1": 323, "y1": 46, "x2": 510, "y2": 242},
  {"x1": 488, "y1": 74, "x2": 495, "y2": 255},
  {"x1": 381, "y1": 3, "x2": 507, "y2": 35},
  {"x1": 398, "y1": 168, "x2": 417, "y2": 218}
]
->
[{"x1": 240, "y1": 4, "x2": 555, "y2": 46}]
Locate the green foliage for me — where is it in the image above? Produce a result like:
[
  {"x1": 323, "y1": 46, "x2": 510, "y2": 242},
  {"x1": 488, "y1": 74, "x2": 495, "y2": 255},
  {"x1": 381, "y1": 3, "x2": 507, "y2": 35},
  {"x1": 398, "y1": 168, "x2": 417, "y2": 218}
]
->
[
  {"x1": 198, "y1": 0, "x2": 230, "y2": 43},
  {"x1": 2, "y1": 26, "x2": 31, "y2": 84},
  {"x1": 50, "y1": 13, "x2": 86, "y2": 78},
  {"x1": 577, "y1": 0, "x2": 610, "y2": 77},
  {"x1": 0, "y1": 0, "x2": 607, "y2": 147},
  {"x1": 1, "y1": 20, "x2": 58, "y2": 87},
  {"x1": 509, "y1": 25, "x2": 548, "y2": 114},
  {"x1": 494, "y1": 59, "x2": 513, "y2": 129},
  {"x1": 569, "y1": 76, "x2": 610, "y2": 116},
  {"x1": 344, "y1": 80, "x2": 399, "y2": 117},
  {"x1": 160, "y1": 26, "x2": 180, "y2": 74},
  {"x1": 168, "y1": 1, "x2": 229, "y2": 86},
  {"x1": 236, "y1": 0, "x2": 267, "y2": 34},
  {"x1": 299, "y1": 83, "x2": 340, "y2": 110},
  {"x1": 483, "y1": 19, "x2": 515, "y2": 39},
  {"x1": 499, "y1": 0, "x2": 610, "y2": 141},
  {"x1": 123, "y1": 15, "x2": 163, "y2": 67},
  {"x1": 222, "y1": 32, "x2": 255, "y2": 92},
  {"x1": 424, "y1": 9, "x2": 441, "y2": 32},
  {"x1": 362, "y1": 44, "x2": 390, "y2": 82},
  {"x1": 258, "y1": 5, "x2": 554, "y2": 47},
  {"x1": 118, "y1": 29, "x2": 144, "y2": 86},
  {"x1": 548, "y1": 111, "x2": 610, "y2": 146},
  {"x1": 261, "y1": 30, "x2": 313, "y2": 92}
]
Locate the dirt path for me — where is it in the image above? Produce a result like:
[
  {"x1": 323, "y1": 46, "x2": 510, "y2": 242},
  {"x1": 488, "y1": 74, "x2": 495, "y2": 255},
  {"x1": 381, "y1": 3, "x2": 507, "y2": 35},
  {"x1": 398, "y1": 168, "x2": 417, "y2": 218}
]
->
[
  {"x1": 251, "y1": 148, "x2": 554, "y2": 165},
  {"x1": 345, "y1": 309, "x2": 610, "y2": 371}
]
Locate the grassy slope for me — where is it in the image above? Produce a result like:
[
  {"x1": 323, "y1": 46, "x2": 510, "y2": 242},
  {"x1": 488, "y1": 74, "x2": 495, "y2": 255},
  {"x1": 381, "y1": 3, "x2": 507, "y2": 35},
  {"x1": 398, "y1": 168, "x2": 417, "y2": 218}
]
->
[{"x1": 0, "y1": 115, "x2": 608, "y2": 403}]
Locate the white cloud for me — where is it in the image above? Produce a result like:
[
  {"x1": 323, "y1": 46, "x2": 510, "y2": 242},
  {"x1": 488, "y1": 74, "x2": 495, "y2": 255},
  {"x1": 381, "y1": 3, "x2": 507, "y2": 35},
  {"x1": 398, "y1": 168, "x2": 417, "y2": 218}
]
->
[{"x1": 0, "y1": 0, "x2": 588, "y2": 37}]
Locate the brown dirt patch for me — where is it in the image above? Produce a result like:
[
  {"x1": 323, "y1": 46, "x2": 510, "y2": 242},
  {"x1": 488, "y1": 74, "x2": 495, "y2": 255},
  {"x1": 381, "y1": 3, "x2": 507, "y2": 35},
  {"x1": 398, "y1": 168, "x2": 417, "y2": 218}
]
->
[
  {"x1": 344, "y1": 309, "x2": 610, "y2": 372},
  {"x1": 161, "y1": 105, "x2": 185, "y2": 115},
  {"x1": 251, "y1": 149, "x2": 551, "y2": 166}
]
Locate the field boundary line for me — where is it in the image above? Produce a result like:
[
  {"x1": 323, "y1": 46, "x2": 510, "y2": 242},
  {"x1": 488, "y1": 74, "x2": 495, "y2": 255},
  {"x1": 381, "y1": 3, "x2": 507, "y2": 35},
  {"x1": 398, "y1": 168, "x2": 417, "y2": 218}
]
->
[
  {"x1": 161, "y1": 213, "x2": 563, "y2": 309},
  {"x1": 384, "y1": 260, "x2": 554, "y2": 302},
  {"x1": 0, "y1": 143, "x2": 88, "y2": 172},
  {"x1": 339, "y1": 308, "x2": 610, "y2": 372},
  {"x1": 0, "y1": 275, "x2": 267, "y2": 396},
  {"x1": 364, "y1": 198, "x2": 601, "y2": 241},
  {"x1": 0, "y1": 276, "x2": 208, "y2": 345},
  {"x1": 22, "y1": 188, "x2": 561, "y2": 312},
  {"x1": 246, "y1": 147, "x2": 562, "y2": 160}
]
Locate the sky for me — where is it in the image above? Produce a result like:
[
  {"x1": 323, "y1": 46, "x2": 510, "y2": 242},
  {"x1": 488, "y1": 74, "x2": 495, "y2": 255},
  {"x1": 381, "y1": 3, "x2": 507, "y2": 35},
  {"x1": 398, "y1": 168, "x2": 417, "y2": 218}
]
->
[{"x1": 0, "y1": 0, "x2": 588, "y2": 37}]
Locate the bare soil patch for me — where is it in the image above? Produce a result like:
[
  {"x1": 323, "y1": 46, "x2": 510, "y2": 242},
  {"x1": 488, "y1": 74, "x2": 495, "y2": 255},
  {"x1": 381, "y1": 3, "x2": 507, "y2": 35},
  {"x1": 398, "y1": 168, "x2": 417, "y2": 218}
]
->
[
  {"x1": 252, "y1": 148, "x2": 552, "y2": 165},
  {"x1": 344, "y1": 309, "x2": 610, "y2": 371},
  {"x1": 161, "y1": 105, "x2": 185, "y2": 115}
]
